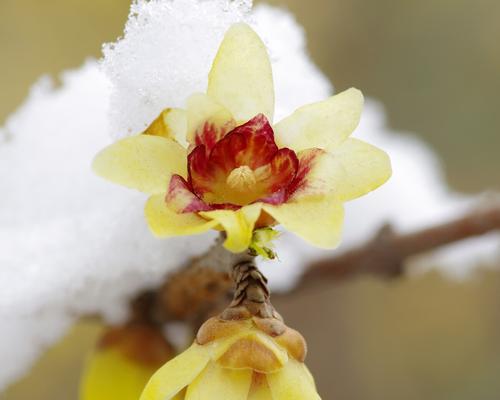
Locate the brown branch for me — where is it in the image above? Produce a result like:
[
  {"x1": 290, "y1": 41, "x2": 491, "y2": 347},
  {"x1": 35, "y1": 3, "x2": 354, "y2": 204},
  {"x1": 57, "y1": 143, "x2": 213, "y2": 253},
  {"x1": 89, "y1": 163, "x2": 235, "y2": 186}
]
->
[{"x1": 295, "y1": 200, "x2": 500, "y2": 291}]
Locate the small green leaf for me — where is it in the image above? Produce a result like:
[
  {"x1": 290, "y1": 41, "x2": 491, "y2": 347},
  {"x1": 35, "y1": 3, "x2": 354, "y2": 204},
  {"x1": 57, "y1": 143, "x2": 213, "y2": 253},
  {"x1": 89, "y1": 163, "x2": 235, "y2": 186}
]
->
[{"x1": 249, "y1": 227, "x2": 280, "y2": 260}]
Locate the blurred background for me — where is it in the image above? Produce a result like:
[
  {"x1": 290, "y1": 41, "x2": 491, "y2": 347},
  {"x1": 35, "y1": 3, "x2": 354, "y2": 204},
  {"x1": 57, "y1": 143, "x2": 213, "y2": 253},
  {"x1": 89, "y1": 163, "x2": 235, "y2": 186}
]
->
[{"x1": 1, "y1": 0, "x2": 499, "y2": 399}]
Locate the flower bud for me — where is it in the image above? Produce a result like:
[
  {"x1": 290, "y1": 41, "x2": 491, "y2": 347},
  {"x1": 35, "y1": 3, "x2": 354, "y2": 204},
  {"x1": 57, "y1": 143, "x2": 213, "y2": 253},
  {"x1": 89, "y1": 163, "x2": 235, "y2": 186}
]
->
[{"x1": 140, "y1": 317, "x2": 320, "y2": 399}]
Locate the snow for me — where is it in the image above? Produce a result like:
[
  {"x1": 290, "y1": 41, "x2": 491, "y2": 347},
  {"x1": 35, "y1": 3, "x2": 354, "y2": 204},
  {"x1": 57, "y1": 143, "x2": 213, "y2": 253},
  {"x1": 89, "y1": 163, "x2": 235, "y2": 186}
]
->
[
  {"x1": 0, "y1": 0, "x2": 498, "y2": 391},
  {"x1": 102, "y1": 0, "x2": 331, "y2": 138},
  {"x1": 0, "y1": 63, "x2": 217, "y2": 389}
]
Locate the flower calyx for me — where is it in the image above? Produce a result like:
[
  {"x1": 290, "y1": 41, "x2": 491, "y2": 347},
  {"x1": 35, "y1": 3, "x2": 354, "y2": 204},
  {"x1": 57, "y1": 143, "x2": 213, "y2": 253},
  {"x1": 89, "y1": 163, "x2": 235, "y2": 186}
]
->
[{"x1": 196, "y1": 316, "x2": 307, "y2": 369}]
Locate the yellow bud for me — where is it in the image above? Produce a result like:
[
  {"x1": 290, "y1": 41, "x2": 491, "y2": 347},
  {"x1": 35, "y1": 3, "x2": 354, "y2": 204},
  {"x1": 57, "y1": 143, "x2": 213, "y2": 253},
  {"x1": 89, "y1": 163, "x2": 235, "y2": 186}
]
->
[{"x1": 140, "y1": 317, "x2": 320, "y2": 399}]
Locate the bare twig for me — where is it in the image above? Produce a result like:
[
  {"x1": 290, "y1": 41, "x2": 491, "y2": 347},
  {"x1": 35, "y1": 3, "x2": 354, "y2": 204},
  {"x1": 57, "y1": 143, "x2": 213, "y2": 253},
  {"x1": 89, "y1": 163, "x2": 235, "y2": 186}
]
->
[{"x1": 296, "y1": 201, "x2": 500, "y2": 291}]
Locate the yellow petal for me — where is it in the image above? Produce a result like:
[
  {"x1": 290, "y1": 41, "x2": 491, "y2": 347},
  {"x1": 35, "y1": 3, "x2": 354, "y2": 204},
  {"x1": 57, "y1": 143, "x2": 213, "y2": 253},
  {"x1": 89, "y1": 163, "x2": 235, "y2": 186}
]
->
[
  {"x1": 145, "y1": 194, "x2": 217, "y2": 237},
  {"x1": 80, "y1": 349, "x2": 157, "y2": 400},
  {"x1": 93, "y1": 135, "x2": 187, "y2": 194},
  {"x1": 140, "y1": 343, "x2": 210, "y2": 400},
  {"x1": 263, "y1": 197, "x2": 344, "y2": 249},
  {"x1": 267, "y1": 360, "x2": 321, "y2": 400},
  {"x1": 248, "y1": 375, "x2": 273, "y2": 400},
  {"x1": 144, "y1": 108, "x2": 188, "y2": 147},
  {"x1": 326, "y1": 138, "x2": 392, "y2": 202},
  {"x1": 208, "y1": 23, "x2": 274, "y2": 123},
  {"x1": 186, "y1": 93, "x2": 235, "y2": 147},
  {"x1": 301, "y1": 363, "x2": 317, "y2": 387},
  {"x1": 290, "y1": 139, "x2": 391, "y2": 202},
  {"x1": 200, "y1": 203, "x2": 262, "y2": 253},
  {"x1": 274, "y1": 88, "x2": 363, "y2": 152},
  {"x1": 185, "y1": 363, "x2": 252, "y2": 400}
]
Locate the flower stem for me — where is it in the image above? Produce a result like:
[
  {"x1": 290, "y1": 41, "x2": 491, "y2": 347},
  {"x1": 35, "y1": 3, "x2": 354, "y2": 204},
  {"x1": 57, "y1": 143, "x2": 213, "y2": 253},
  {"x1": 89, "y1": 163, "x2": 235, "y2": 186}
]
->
[{"x1": 221, "y1": 256, "x2": 280, "y2": 321}]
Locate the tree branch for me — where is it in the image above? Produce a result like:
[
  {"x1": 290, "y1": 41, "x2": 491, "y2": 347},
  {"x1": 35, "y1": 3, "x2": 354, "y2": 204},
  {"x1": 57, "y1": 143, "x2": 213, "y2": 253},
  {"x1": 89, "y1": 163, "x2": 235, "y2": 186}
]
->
[{"x1": 295, "y1": 200, "x2": 500, "y2": 291}]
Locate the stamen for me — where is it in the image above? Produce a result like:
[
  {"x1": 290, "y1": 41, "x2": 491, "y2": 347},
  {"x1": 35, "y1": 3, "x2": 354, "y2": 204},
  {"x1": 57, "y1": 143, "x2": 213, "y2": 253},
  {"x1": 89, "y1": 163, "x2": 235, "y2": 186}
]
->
[{"x1": 226, "y1": 166, "x2": 257, "y2": 191}]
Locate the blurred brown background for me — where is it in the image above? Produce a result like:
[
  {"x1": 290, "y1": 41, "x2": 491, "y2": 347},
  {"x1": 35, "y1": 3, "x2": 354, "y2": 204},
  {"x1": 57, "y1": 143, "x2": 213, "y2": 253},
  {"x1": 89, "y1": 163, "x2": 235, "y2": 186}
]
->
[{"x1": 1, "y1": 0, "x2": 499, "y2": 399}]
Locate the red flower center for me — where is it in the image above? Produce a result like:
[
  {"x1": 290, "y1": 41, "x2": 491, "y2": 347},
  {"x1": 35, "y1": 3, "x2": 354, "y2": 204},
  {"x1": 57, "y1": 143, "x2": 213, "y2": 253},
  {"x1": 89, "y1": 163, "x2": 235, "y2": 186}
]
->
[{"x1": 167, "y1": 114, "x2": 304, "y2": 213}]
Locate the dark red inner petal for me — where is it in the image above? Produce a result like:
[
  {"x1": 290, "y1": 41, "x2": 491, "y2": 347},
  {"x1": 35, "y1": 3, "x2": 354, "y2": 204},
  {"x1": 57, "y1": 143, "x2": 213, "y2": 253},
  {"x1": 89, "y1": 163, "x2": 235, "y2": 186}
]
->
[
  {"x1": 266, "y1": 148, "x2": 300, "y2": 193},
  {"x1": 184, "y1": 114, "x2": 301, "y2": 210},
  {"x1": 209, "y1": 114, "x2": 278, "y2": 172},
  {"x1": 229, "y1": 114, "x2": 278, "y2": 169},
  {"x1": 187, "y1": 144, "x2": 213, "y2": 196},
  {"x1": 208, "y1": 129, "x2": 247, "y2": 175}
]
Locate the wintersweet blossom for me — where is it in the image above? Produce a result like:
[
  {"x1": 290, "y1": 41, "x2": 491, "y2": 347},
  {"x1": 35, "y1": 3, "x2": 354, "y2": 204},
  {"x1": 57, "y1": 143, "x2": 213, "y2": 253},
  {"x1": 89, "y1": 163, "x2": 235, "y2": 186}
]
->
[
  {"x1": 93, "y1": 23, "x2": 391, "y2": 253},
  {"x1": 140, "y1": 317, "x2": 319, "y2": 400}
]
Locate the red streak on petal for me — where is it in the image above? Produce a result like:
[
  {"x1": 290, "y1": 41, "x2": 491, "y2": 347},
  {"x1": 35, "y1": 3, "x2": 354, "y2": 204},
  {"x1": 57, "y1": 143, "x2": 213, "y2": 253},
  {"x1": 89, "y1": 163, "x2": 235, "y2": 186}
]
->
[
  {"x1": 194, "y1": 120, "x2": 235, "y2": 152},
  {"x1": 286, "y1": 148, "x2": 325, "y2": 199},
  {"x1": 268, "y1": 148, "x2": 299, "y2": 193},
  {"x1": 188, "y1": 145, "x2": 215, "y2": 197},
  {"x1": 195, "y1": 121, "x2": 218, "y2": 150},
  {"x1": 258, "y1": 148, "x2": 299, "y2": 205},
  {"x1": 166, "y1": 174, "x2": 212, "y2": 213}
]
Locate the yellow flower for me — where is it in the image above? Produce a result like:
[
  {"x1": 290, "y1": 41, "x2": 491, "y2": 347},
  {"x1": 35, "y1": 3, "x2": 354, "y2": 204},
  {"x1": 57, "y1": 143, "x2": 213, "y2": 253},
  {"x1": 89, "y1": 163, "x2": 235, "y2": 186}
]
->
[
  {"x1": 140, "y1": 317, "x2": 319, "y2": 400},
  {"x1": 80, "y1": 325, "x2": 174, "y2": 400},
  {"x1": 93, "y1": 23, "x2": 391, "y2": 253}
]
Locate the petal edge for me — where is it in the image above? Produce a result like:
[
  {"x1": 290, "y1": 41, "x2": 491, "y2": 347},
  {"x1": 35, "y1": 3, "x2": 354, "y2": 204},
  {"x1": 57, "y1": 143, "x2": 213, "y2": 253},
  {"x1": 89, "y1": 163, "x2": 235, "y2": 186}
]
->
[{"x1": 327, "y1": 138, "x2": 392, "y2": 202}]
